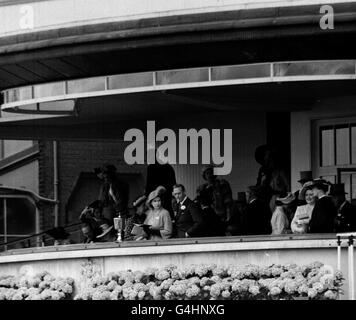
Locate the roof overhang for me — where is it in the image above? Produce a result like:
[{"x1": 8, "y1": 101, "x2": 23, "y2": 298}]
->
[{"x1": 1, "y1": 2, "x2": 356, "y2": 90}]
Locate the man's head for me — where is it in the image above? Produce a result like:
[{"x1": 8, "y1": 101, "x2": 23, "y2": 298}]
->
[
  {"x1": 202, "y1": 166, "x2": 216, "y2": 183},
  {"x1": 311, "y1": 179, "x2": 329, "y2": 198},
  {"x1": 330, "y1": 183, "x2": 347, "y2": 208},
  {"x1": 81, "y1": 224, "x2": 95, "y2": 241},
  {"x1": 173, "y1": 184, "x2": 186, "y2": 203}
]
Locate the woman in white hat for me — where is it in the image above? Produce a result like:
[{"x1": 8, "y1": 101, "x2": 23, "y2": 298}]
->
[
  {"x1": 291, "y1": 181, "x2": 316, "y2": 234},
  {"x1": 143, "y1": 186, "x2": 173, "y2": 240},
  {"x1": 270, "y1": 192, "x2": 296, "y2": 235}
]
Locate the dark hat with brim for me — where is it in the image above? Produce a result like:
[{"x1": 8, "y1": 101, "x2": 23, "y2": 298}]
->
[
  {"x1": 201, "y1": 165, "x2": 215, "y2": 180},
  {"x1": 329, "y1": 183, "x2": 348, "y2": 196},
  {"x1": 276, "y1": 192, "x2": 296, "y2": 205}
]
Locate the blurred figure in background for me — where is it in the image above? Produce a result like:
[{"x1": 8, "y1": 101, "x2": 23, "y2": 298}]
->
[
  {"x1": 196, "y1": 165, "x2": 233, "y2": 223},
  {"x1": 330, "y1": 183, "x2": 356, "y2": 232},
  {"x1": 241, "y1": 185, "x2": 272, "y2": 235},
  {"x1": 271, "y1": 193, "x2": 295, "y2": 235}
]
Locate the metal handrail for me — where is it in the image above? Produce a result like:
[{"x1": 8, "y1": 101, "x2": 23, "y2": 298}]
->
[{"x1": 0, "y1": 222, "x2": 82, "y2": 250}]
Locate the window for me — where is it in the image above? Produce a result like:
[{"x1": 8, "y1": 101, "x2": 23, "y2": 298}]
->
[
  {"x1": 314, "y1": 119, "x2": 356, "y2": 201},
  {"x1": 0, "y1": 196, "x2": 38, "y2": 251}
]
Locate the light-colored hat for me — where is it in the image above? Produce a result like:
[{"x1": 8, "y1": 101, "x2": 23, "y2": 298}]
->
[
  {"x1": 146, "y1": 186, "x2": 166, "y2": 206},
  {"x1": 299, "y1": 181, "x2": 314, "y2": 200},
  {"x1": 276, "y1": 192, "x2": 296, "y2": 205},
  {"x1": 96, "y1": 223, "x2": 114, "y2": 239},
  {"x1": 133, "y1": 195, "x2": 147, "y2": 208}
]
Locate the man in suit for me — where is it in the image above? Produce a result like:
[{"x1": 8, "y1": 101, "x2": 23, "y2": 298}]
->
[
  {"x1": 172, "y1": 184, "x2": 205, "y2": 238},
  {"x1": 330, "y1": 183, "x2": 356, "y2": 232},
  {"x1": 308, "y1": 179, "x2": 337, "y2": 233},
  {"x1": 241, "y1": 185, "x2": 272, "y2": 235}
]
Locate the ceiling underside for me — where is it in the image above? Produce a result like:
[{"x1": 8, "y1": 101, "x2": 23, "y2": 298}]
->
[{"x1": 0, "y1": 79, "x2": 356, "y2": 140}]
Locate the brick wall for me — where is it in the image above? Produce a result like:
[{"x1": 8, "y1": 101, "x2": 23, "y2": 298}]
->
[{"x1": 39, "y1": 140, "x2": 146, "y2": 230}]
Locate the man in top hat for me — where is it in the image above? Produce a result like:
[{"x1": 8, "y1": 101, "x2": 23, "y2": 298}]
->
[
  {"x1": 95, "y1": 164, "x2": 129, "y2": 223},
  {"x1": 308, "y1": 179, "x2": 337, "y2": 233},
  {"x1": 240, "y1": 185, "x2": 272, "y2": 235},
  {"x1": 196, "y1": 165, "x2": 233, "y2": 223},
  {"x1": 330, "y1": 183, "x2": 356, "y2": 232}
]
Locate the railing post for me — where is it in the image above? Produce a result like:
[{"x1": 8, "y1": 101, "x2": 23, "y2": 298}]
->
[
  {"x1": 337, "y1": 236, "x2": 342, "y2": 271},
  {"x1": 348, "y1": 235, "x2": 354, "y2": 300}
]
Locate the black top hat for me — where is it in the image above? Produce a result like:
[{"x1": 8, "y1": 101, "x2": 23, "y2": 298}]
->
[
  {"x1": 329, "y1": 183, "x2": 348, "y2": 196},
  {"x1": 298, "y1": 171, "x2": 313, "y2": 183}
]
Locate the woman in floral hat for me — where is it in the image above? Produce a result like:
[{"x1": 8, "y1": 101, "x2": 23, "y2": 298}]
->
[
  {"x1": 143, "y1": 186, "x2": 173, "y2": 240},
  {"x1": 291, "y1": 181, "x2": 316, "y2": 234}
]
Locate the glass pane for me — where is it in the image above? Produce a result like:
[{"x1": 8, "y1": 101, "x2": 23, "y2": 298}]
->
[
  {"x1": 34, "y1": 82, "x2": 64, "y2": 98},
  {"x1": 352, "y1": 126, "x2": 356, "y2": 164},
  {"x1": 336, "y1": 126, "x2": 350, "y2": 165},
  {"x1": 6, "y1": 198, "x2": 36, "y2": 234},
  {"x1": 157, "y1": 68, "x2": 209, "y2": 85},
  {"x1": 0, "y1": 199, "x2": 4, "y2": 234},
  {"x1": 321, "y1": 128, "x2": 335, "y2": 166},
  {"x1": 3, "y1": 140, "x2": 33, "y2": 158},
  {"x1": 108, "y1": 72, "x2": 153, "y2": 89},
  {"x1": 341, "y1": 174, "x2": 351, "y2": 202},
  {"x1": 274, "y1": 60, "x2": 355, "y2": 76},
  {"x1": 211, "y1": 64, "x2": 270, "y2": 80},
  {"x1": 4, "y1": 236, "x2": 29, "y2": 251},
  {"x1": 352, "y1": 174, "x2": 356, "y2": 201},
  {"x1": 67, "y1": 77, "x2": 105, "y2": 94},
  {"x1": 39, "y1": 100, "x2": 75, "y2": 112}
]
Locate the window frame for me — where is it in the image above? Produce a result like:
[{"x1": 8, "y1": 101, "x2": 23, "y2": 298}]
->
[{"x1": 0, "y1": 194, "x2": 40, "y2": 250}]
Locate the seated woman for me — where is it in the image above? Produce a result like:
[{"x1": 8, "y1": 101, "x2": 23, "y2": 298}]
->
[
  {"x1": 291, "y1": 181, "x2": 315, "y2": 234},
  {"x1": 143, "y1": 186, "x2": 173, "y2": 240},
  {"x1": 125, "y1": 195, "x2": 148, "y2": 241},
  {"x1": 271, "y1": 193, "x2": 295, "y2": 235}
]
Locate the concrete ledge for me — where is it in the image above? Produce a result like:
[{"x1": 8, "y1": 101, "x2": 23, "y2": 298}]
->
[{"x1": 0, "y1": 235, "x2": 340, "y2": 264}]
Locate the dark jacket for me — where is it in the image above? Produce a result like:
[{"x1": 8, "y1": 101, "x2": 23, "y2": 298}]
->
[
  {"x1": 241, "y1": 199, "x2": 272, "y2": 235},
  {"x1": 173, "y1": 197, "x2": 205, "y2": 238},
  {"x1": 334, "y1": 201, "x2": 356, "y2": 232},
  {"x1": 201, "y1": 206, "x2": 226, "y2": 237},
  {"x1": 309, "y1": 196, "x2": 337, "y2": 233}
]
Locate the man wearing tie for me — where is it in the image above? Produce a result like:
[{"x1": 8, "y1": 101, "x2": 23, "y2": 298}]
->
[{"x1": 172, "y1": 184, "x2": 205, "y2": 238}]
